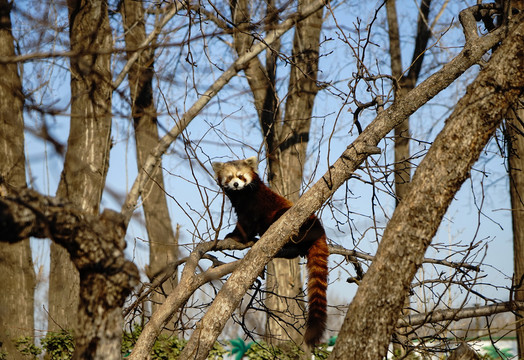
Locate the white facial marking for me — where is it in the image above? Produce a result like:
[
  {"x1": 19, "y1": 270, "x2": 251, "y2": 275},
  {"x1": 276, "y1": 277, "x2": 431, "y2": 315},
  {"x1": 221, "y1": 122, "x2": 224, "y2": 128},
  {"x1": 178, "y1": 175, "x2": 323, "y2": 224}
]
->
[{"x1": 222, "y1": 170, "x2": 252, "y2": 190}]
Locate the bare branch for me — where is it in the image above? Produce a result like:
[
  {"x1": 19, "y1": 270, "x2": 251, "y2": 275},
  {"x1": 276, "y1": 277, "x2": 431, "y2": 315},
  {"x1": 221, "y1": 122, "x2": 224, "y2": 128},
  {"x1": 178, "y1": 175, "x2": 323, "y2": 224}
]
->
[{"x1": 398, "y1": 301, "x2": 524, "y2": 327}]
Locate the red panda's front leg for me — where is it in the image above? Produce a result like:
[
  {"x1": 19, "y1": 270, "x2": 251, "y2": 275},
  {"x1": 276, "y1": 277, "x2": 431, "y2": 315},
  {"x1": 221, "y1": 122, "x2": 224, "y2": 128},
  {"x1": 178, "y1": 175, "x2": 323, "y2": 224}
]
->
[{"x1": 226, "y1": 222, "x2": 251, "y2": 244}]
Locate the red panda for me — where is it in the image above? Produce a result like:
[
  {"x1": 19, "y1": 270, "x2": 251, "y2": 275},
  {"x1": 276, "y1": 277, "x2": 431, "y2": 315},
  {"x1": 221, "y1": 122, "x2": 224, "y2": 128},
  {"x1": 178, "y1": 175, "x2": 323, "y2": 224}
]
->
[{"x1": 212, "y1": 156, "x2": 328, "y2": 346}]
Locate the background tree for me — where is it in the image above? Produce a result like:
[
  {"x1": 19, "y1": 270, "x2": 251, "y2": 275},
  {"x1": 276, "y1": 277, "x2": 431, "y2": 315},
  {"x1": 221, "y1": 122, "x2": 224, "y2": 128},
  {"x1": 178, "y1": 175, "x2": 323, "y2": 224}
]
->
[
  {"x1": 0, "y1": 0, "x2": 35, "y2": 357},
  {"x1": 230, "y1": 0, "x2": 324, "y2": 345},
  {"x1": 332, "y1": 17, "x2": 524, "y2": 358},
  {"x1": 121, "y1": 0, "x2": 179, "y2": 325},
  {"x1": 386, "y1": 0, "x2": 432, "y2": 354},
  {"x1": 509, "y1": 90, "x2": 524, "y2": 360},
  {"x1": 505, "y1": 1, "x2": 524, "y2": 357},
  {"x1": 48, "y1": 0, "x2": 113, "y2": 332}
]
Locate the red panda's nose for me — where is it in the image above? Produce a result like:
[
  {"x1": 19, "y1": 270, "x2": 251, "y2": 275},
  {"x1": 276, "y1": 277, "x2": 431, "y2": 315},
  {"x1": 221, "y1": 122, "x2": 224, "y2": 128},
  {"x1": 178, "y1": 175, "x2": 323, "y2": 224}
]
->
[{"x1": 233, "y1": 182, "x2": 239, "y2": 188}]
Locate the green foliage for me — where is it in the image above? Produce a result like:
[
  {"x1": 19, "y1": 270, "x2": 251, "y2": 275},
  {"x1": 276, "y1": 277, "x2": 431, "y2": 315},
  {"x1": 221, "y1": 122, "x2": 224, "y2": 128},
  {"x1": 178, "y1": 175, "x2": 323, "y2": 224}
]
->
[
  {"x1": 0, "y1": 351, "x2": 6, "y2": 360},
  {"x1": 241, "y1": 340, "x2": 331, "y2": 360},
  {"x1": 40, "y1": 331, "x2": 74, "y2": 360},
  {"x1": 15, "y1": 336, "x2": 42, "y2": 359},
  {"x1": 10, "y1": 328, "x2": 337, "y2": 360},
  {"x1": 480, "y1": 345, "x2": 514, "y2": 359},
  {"x1": 122, "y1": 325, "x2": 143, "y2": 357},
  {"x1": 150, "y1": 336, "x2": 187, "y2": 359},
  {"x1": 122, "y1": 326, "x2": 227, "y2": 359}
]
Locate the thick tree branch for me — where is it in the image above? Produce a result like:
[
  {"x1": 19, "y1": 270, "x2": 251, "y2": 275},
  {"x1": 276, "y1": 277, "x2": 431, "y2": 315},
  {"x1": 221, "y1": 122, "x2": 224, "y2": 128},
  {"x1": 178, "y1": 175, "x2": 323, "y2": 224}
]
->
[
  {"x1": 0, "y1": 188, "x2": 139, "y2": 360},
  {"x1": 331, "y1": 17, "x2": 524, "y2": 360},
  {"x1": 0, "y1": 188, "x2": 136, "y2": 277}
]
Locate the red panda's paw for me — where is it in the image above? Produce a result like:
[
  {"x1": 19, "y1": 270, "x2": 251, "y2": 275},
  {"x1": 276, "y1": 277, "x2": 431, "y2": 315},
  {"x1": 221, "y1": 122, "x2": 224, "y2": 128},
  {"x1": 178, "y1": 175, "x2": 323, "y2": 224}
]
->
[{"x1": 225, "y1": 233, "x2": 244, "y2": 243}]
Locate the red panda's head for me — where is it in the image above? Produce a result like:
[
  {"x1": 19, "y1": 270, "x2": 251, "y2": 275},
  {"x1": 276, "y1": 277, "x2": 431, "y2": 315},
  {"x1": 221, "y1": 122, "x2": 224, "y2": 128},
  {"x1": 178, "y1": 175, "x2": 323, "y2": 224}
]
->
[{"x1": 212, "y1": 156, "x2": 258, "y2": 191}]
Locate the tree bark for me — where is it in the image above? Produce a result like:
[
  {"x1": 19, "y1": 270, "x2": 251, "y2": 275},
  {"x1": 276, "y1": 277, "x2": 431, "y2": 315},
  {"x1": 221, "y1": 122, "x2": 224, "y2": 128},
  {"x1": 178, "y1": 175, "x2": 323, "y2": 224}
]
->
[
  {"x1": 48, "y1": 0, "x2": 112, "y2": 332},
  {"x1": 506, "y1": 2, "x2": 524, "y2": 358},
  {"x1": 330, "y1": 17, "x2": 524, "y2": 360},
  {"x1": 121, "y1": 0, "x2": 179, "y2": 328},
  {"x1": 0, "y1": 1, "x2": 35, "y2": 358},
  {"x1": 177, "y1": 12, "x2": 515, "y2": 359}
]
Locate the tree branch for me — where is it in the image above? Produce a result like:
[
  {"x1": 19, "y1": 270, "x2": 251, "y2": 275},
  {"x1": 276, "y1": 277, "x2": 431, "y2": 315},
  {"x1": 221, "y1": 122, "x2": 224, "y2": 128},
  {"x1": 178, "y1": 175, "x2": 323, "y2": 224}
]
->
[
  {"x1": 0, "y1": 187, "x2": 139, "y2": 359},
  {"x1": 398, "y1": 301, "x2": 524, "y2": 327}
]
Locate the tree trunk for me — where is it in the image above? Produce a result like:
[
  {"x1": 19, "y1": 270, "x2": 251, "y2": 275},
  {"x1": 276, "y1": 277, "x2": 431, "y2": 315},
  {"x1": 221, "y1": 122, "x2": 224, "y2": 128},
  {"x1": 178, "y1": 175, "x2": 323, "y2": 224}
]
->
[
  {"x1": 507, "y1": 2, "x2": 524, "y2": 358},
  {"x1": 386, "y1": 1, "x2": 432, "y2": 355},
  {"x1": 0, "y1": 1, "x2": 35, "y2": 357},
  {"x1": 330, "y1": 18, "x2": 524, "y2": 359},
  {"x1": 121, "y1": 0, "x2": 179, "y2": 329},
  {"x1": 509, "y1": 104, "x2": 524, "y2": 358},
  {"x1": 48, "y1": 0, "x2": 112, "y2": 333},
  {"x1": 265, "y1": 0, "x2": 323, "y2": 346}
]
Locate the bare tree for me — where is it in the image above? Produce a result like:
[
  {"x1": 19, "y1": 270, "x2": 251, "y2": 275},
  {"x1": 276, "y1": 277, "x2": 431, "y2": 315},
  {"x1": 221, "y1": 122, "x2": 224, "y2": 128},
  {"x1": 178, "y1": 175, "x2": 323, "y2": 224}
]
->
[
  {"x1": 121, "y1": 0, "x2": 179, "y2": 326},
  {"x1": 509, "y1": 88, "x2": 524, "y2": 360},
  {"x1": 0, "y1": 189, "x2": 139, "y2": 359},
  {"x1": 48, "y1": 0, "x2": 113, "y2": 332},
  {"x1": 331, "y1": 13, "x2": 524, "y2": 360},
  {"x1": 386, "y1": 1, "x2": 432, "y2": 355}
]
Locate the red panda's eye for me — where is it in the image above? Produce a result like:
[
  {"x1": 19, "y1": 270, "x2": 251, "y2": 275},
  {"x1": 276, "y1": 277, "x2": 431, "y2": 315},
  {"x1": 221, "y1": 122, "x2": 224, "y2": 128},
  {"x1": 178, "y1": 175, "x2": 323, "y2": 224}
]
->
[{"x1": 238, "y1": 175, "x2": 245, "y2": 181}]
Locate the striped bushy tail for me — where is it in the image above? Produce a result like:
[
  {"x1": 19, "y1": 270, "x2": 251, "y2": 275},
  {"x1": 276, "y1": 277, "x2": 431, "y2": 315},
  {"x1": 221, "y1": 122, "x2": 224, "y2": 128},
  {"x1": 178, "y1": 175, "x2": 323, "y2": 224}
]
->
[{"x1": 304, "y1": 234, "x2": 329, "y2": 346}]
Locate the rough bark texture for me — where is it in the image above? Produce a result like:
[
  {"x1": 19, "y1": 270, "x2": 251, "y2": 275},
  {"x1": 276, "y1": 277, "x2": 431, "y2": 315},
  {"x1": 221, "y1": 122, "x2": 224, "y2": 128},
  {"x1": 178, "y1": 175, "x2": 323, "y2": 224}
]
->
[
  {"x1": 48, "y1": 0, "x2": 113, "y2": 333},
  {"x1": 0, "y1": 189, "x2": 139, "y2": 360},
  {"x1": 121, "y1": 0, "x2": 178, "y2": 326},
  {"x1": 509, "y1": 100, "x2": 524, "y2": 358},
  {"x1": 0, "y1": 1, "x2": 35, "y2": 358},
  {"x1": 177, "y1": 12, "x2": 513, "y2": 360},
  {"x1": 507, "y1": 2, "x2": 524, "y2": 358},
  {"x1": 330, "y1": 17, "x2": 524, "y2": 360}
]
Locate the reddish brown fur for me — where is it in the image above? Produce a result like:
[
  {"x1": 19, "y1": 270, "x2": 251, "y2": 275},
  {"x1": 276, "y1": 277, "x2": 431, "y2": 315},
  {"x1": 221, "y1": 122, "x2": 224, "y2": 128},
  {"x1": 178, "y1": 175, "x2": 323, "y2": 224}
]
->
[{"x1": 212, "y1": 157, "x2": 328, "y2": 346}]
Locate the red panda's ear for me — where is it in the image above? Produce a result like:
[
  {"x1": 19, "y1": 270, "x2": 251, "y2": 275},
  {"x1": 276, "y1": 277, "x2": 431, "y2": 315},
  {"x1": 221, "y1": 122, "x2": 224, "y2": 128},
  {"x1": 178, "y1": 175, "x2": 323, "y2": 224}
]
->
[
  {"x1": 211, "y1": 162, "x2": 223, "y2": 178},
  {"x1": 245, "y1": 156, "x2": 258, "y2": 171}
]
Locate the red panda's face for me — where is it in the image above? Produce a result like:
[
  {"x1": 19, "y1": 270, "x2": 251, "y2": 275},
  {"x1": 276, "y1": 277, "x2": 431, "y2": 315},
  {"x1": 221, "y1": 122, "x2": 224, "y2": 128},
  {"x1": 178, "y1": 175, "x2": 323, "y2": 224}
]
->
[
  {"x1": 219, "y1": 169, "x2": 253, "y2": 190},
  {"x1": 212, "y1": 157, "x2": 258, "y2": 191}
]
